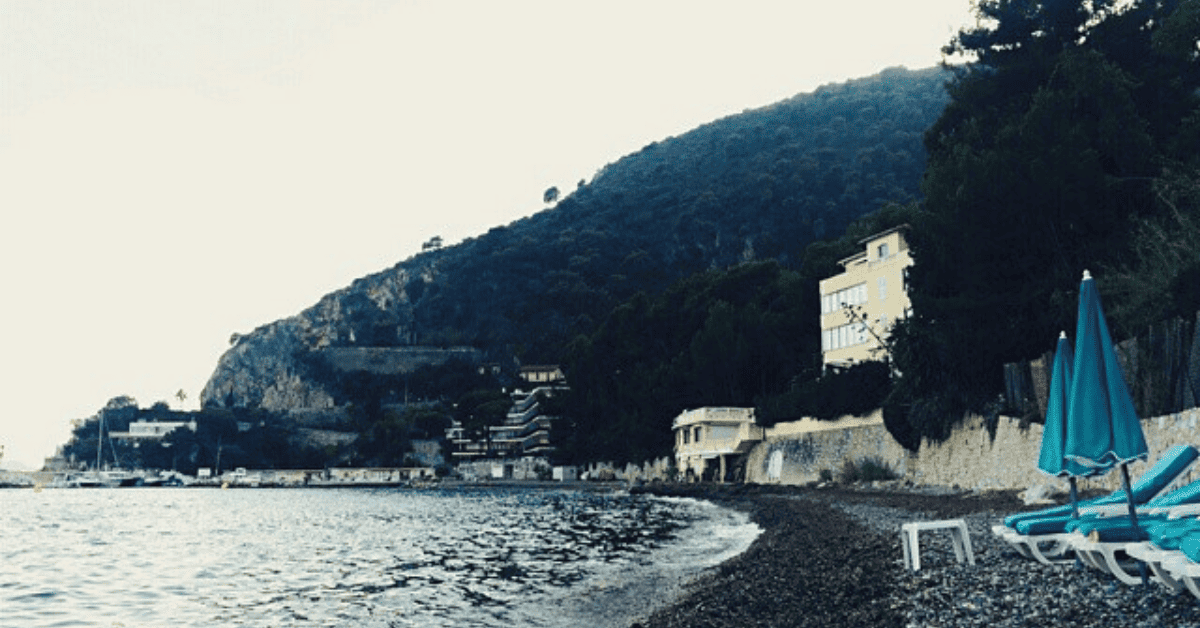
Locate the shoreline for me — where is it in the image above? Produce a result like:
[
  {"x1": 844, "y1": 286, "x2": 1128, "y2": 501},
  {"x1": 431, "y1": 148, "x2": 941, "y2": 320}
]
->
[
  {"x1": 0, "y1": 476, "x2": 630, "y2": 490},
  {"x1": 627, "y1": 483, "x2": 1200, "y2": 628},
  {"x1": 629, "y1": 483, "x2": 927, "y2": 628}
]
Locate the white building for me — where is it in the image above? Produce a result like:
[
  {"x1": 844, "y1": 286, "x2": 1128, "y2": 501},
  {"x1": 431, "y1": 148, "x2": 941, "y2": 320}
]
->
[
  {"x1": 672, "y1": 407, "x2": 764, "y2": 482},
  {"x1": 447, "y1": 385, "x2": 567, "y2": 462},
  {"x1": 109, "y1": 419, "x2": 197, "y2": 441}
]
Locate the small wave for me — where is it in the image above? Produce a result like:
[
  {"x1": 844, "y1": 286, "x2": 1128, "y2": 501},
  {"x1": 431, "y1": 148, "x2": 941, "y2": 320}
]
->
[{"x1": 552, "y1": 495, "x2": 761, "y2": 628}]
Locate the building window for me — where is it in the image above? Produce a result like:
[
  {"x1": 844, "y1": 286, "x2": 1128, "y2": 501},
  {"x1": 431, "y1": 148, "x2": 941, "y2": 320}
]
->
[
  {"x1": 878, "y1": 277, "x2": 887, "y2": 301},
  {"x1": 878, "y1": 243, "x2": 889, "y2": 259},
  {"x1": 693, "y1": 426, "x2": 702, "y2": 443},
  {"x1": 823, "y1": 322, "x2": 868, "y2": 351},
  {"x1": 821, "y1": 283, "x2": 869, "y2": 314}
]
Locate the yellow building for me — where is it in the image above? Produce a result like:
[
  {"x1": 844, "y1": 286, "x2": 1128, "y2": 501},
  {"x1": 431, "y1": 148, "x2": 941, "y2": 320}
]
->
[
  {"x1": 818, "y1": 225, "x2": 913, "y2": 370},
  {"x1": 519, "y1": 365, "x2": 565, "y2": 384},
  {"x1": 672, "y1": 407, "x2": 764, "y2": 482}
]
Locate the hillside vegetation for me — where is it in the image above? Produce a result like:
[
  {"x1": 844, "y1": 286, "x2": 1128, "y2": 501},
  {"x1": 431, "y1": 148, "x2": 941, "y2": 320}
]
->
[
  {"x1": 198, "y1": 67, "x2": 950, "y2": 423},
  {"x1": 555, "y1": 204, "x2": 915, "y2": 464},
  {"x1": 406, "y1": 66, "x2": 948, "y2": 359},
  {"x1": 884, "y1": 0, "x2": 1200, "y2": 449}
]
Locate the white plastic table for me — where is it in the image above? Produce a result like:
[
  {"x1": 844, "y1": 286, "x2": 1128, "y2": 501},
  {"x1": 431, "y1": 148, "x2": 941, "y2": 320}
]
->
[{"x1": 900, "y1": 519, "x2": 975, "y2": 571}]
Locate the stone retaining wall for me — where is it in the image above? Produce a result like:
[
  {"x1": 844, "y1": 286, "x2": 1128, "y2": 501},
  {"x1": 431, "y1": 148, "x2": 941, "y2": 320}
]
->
[
  {"x1": 743, "y1": 408, "x2": 1200, "y2": 492},
  {"x1": 320, "y1": 346, "x2": 482, "y2": 375},
  {"x1": 455, "y1": 457, "x2": 551, "y2": 481}
]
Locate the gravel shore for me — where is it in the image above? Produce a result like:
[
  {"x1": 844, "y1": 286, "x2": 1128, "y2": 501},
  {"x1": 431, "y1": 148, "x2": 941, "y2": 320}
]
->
[{"x1": 630, "y1": 483, "x2": 1200, "y2": 628}]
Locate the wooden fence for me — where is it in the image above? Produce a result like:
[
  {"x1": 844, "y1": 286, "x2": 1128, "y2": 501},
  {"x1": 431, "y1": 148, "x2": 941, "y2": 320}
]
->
[{"x1": 1004, "y1": 311, "x2": 1200, "y2": 422}]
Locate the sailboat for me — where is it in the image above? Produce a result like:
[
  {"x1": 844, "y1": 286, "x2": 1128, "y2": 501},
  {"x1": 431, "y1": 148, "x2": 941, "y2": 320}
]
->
[{"x1": 68, "y1": 412, "x2": 141, "y2": 488}]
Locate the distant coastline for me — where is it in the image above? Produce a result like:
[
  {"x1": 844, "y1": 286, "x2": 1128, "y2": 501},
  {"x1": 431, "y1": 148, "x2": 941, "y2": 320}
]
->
[{"x1": 0, "y1": 467, "x2": 633, "y2": 491}]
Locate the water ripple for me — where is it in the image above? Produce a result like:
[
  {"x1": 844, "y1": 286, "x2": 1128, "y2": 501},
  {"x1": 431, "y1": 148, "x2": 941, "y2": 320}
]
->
[{"x1": 1, "y1": 486, "x2": 758, "y2": 627}]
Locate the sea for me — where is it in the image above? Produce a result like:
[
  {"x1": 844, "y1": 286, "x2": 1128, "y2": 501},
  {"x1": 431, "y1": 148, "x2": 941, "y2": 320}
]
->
[{"x1": 1, "y1": 486, "x2": 760, "y2": 628}]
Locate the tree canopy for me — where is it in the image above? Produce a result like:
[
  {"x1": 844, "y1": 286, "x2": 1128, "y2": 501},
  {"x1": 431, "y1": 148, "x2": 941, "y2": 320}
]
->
[
  {"x1": 553, "y1": 204, "x2": 919, "y2": 464},
  {"x1": 885, "y1": 0, "x2": 1200, "y2": 449}
]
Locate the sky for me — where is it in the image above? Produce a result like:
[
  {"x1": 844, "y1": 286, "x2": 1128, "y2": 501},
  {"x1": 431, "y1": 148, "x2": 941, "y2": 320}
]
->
[{"x1": 0, "y1": 0, "x2": 977, "y2": 471}]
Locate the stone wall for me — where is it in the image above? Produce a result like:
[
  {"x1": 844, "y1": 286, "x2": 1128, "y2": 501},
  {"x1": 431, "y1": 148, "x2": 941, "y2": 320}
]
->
[
  {"x1": 321, "y1": 346, "x2": 482, "y2": 375},
  {"x1": 746, "y1": 410, "x2": 910, "y2": 486},
  {"x1": 455, "y1": 457, "x2": 551, "y2": 481},
  {"x1": 577, "y1": 458, "x2": 674, "y2": 482},
  {"x1": 744, "y1": 408, "x2": 1200, "y2": 492},
  {"x1": 294, "y1": 427, "x2": 357, "y2": 449}
]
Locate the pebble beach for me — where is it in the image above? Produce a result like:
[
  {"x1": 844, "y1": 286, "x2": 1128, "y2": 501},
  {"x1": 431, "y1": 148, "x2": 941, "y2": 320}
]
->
[{"x1": 629, "y1": 484, "x2": 1200, "y2": 628}]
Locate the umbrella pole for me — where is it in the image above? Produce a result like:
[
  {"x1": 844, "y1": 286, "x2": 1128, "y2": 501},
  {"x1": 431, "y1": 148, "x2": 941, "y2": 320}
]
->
[
  {"x1": 1069, "y1": 476, "x2": 1085, "y2": 569},
  {"x1": 1119, "y1": 463, "x2": 1150, "y2": 587}
]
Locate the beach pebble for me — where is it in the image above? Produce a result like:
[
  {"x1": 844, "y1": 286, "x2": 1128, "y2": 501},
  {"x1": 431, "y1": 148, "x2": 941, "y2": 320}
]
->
[{"x1": 633, "y1": 483, "x2": 1200, "y2": 628}]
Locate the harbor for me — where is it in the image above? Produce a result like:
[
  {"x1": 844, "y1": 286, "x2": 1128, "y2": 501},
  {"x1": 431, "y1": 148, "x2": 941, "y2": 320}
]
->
[{"x1": 0, "y1": 465, "x2": 440, "y2": 490}]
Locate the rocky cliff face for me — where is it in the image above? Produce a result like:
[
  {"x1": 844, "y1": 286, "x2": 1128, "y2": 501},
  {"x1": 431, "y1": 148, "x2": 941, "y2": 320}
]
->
[
  {"x1": 201, "y1": 317, "x2": 334, "y2": 412},
  {"x1": 201, "y1": 259, "x2": 436, "y2": 412}
]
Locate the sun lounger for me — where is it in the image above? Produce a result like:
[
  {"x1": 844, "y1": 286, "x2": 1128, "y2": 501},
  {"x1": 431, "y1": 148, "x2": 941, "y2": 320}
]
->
[
  {"x1": 1125, "y1": 517, "x2": 1200, "y2": 594},
  {"x1": 1063, "y1": 488, "x2": 1200, "y2": 587},
  {"x1": 1157, "y1": 535, "x2": 1200, "y2": 599},
  {"x1": 989, "y1": 520, "x2": 1078, "y2": 565},
  {"x1": 991, "y1": 444, "x2": 1199, "y2": 566},
  {"x1": 1097, "y1": 509, "x2": 1200, "y2": 593}
]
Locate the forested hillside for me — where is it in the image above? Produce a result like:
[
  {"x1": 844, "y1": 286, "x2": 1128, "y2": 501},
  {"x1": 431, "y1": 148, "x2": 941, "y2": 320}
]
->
[
  {"x1": 554, "y1": 204, "x2": 915, "y2": 464},
  {"x1": 555, "y1": 0, "x2": 1200, "y2": 464},
  {"x1": 202, "y1": 66, "x2": 949, "y2": 414},
  {"x1": 407, "y1": 66, "x2": 948, "y2": 359}
]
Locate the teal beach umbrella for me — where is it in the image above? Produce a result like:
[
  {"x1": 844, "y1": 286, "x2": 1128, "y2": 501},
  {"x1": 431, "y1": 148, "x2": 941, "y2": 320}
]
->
[
  {"x1": 1063, "y1": 271, "x2": 1148, "y2": 470},
  {"x1": 1037, "y1": 331, "x2": 1103, "y2": 516},
  {"x1": 1063, "y1": 270, "x2": 1150, "y2": 582}
]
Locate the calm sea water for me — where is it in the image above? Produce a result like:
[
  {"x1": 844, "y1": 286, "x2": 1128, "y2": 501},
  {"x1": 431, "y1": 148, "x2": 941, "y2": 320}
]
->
[{"x1": 1, "y1": 486, "x2": 759, "y2": 628}]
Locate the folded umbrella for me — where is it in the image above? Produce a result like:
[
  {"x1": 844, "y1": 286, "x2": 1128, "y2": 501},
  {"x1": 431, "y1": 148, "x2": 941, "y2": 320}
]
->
[{"x1": 1063, "y1": 270, "x2": 1150, "y2": 584}]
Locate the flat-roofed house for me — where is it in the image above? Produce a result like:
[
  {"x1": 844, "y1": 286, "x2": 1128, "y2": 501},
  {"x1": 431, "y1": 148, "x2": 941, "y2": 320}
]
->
[
  {"x1": 672, "y1": 407, "x2": 764, "y2": 482},
  {"x1": 818, "y1": 225, "x2": 913, "y2": 370},
  {"x1": 519, "y1": 365, "x2": 565, "y2": 384},
  {"x1": 109, "y1": 419, "x2": 197, "y2": 441}
]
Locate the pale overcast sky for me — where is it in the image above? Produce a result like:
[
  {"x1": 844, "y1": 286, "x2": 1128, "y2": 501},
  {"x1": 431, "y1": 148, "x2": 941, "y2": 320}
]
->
[{"x1": 0, "y1": 0, "x2": 975, "y2": 470}]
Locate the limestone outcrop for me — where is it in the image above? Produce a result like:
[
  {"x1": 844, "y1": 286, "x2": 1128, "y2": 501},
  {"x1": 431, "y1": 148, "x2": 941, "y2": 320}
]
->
[
  {"x1": 200, "y1": 260, "x2": 435, "y2": 412},
  {"x1": 201, "y1": 317, "x2": 337, "y2": 412}
]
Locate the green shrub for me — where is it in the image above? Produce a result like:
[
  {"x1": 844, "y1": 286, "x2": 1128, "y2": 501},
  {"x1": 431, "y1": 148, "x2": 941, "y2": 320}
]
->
[
  {"x1": 858, "y1": 457, "x2": 898, "y2": 482},
  {"x1": 838, "y1": 456, "x2": 898, "y2": 484},
  {"x1": 758, "y1": 360, "x2": 893, "y2": 426}
]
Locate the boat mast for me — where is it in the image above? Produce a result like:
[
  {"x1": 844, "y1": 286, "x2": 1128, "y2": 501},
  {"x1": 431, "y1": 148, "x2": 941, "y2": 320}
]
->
[{"x1": 95, "y1": 413, "x2": 104, "y2": 471}]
